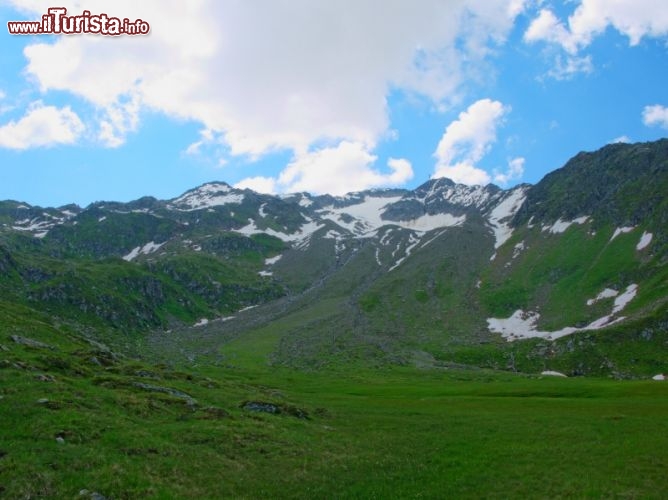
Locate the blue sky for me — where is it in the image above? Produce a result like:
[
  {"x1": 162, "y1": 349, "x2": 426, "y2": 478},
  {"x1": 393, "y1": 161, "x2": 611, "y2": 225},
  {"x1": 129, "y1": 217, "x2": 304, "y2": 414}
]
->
[{"x1": 1, "y1": 0, "x2": 667, "y2": 208}]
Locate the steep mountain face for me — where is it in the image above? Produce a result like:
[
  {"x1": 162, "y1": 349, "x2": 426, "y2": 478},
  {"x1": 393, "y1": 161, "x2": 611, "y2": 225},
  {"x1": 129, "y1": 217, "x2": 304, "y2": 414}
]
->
[{"x1": 1, "y1": 140, "x2": 666, "y2": 376}]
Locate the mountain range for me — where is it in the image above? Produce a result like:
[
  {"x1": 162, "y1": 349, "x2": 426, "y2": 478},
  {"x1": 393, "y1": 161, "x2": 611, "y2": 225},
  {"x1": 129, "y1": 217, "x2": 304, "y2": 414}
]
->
[{"x1": 1, "y1": 139, "x2": 666, "y2": 376}]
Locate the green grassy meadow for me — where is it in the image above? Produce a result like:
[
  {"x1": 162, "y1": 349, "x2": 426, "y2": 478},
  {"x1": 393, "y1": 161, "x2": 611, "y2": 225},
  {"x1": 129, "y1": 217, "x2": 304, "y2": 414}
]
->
[{"x1": 1, "y1": 316, "x2": 667, "y2": 499}]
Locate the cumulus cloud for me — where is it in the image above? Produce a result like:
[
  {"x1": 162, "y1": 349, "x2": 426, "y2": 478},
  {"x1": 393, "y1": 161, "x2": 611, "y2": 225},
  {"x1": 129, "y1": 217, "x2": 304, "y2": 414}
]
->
[
  {"x1": 0, "y1": 101, "x2": 84, "y2": 150},
  {"x1": 493, "y1": 156, "x2": 525, "y2": 186},
  {"x1": 526, "y1": 1, "x2": 668, "y2": 50},
  {"x1": 236, "y1": 142, "x2": 413, "y2": 196},
  {"x1": 432, "y1": 98, "x2": 510, "y2": 185},
  {"x1": 97, "y1": 95, "x2": 141, "y2": 148},
  {"x1": 642, "y1": 104, "x2": 668, "y2": 129},
  {"x1": 524, "y1": 1, "x2": 668, "y2": 78},
  {"x1": 234, "y1": 176, "x2": 277, "y2": 195},
  {"x1": 568, "y1": 0, "x2": 668, "y2": 46},
  {"x1": 10, "y1": 0, "x2": 523, "y2": 169},
  {"x1": 524, "y1": 9, "x2": 579, "y2": 54},
  {"x1": 433, "y1": 162, "x2": 492, "y2": 185}
]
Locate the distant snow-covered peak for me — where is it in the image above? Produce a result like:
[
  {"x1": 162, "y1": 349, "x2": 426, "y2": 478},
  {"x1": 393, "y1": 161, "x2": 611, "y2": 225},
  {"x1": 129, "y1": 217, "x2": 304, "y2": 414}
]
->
[
  {"x1": 169, "y1": 182, "x2": 243, "y2": 211},
  {"x1": 410, "y1": 178, "x2": 501, "y2": 209}
]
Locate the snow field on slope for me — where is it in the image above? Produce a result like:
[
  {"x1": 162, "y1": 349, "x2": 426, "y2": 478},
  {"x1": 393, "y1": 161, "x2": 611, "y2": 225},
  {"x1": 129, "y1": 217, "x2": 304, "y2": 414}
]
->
[{"x1": 487, "y1": 284, "x2": 639, "y2": 342}]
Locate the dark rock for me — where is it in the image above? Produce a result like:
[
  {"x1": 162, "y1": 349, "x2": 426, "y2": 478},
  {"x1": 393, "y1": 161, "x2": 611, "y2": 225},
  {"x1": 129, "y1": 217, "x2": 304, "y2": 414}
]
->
[
  {"x1": 10, "y1": 335, "x2": 55, "y2": 350},
  {"x1": 36, "y1": 374, "x2": 56, "y2": 382},
  {"x1": 132, "y1": 382, "x2": 197, "y2": 407},
  {"x1": 241, "y1": 400, "x2": 310, "y2": 419},
  {"x1": 241, "y1": 401, "x2": 281, "y2": 414},
  {"x1": 79, "y1": 489, "x2": 107, "y2": 500}
]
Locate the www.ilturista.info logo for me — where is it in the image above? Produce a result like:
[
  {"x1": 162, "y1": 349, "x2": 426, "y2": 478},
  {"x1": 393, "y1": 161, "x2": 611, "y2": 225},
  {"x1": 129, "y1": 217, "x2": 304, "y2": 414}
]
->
[{"x1": 7, "y1": 7, "x2": 150, "y2": 36}]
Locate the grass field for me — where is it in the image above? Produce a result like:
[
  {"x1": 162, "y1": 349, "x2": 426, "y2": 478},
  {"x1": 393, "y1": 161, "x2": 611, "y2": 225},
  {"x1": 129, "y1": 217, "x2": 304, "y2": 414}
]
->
[{"x1": 2, "y1": 323, "x2": 667, "y2": 499}]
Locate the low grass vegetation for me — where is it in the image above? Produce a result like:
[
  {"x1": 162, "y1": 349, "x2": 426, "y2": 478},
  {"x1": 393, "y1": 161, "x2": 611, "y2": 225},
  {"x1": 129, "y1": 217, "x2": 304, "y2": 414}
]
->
[{"x1": 1, "y1": 315, "x2": 667, "y2": 498}]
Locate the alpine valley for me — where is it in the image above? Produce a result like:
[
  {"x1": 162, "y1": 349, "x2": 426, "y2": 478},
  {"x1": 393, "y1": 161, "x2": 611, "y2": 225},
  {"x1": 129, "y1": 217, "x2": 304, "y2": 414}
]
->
[
  {"x1": 1, "y1": 140, "x2": 667, "y2": 498},
  {"x1": 2, "y1": 139, "x2": 667, "y2": 375}
]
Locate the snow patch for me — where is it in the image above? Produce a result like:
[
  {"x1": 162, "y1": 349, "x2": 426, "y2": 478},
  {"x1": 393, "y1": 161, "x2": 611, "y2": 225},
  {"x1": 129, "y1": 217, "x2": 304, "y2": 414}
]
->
[
  {"x1": 389, "y1": 233, "x2": 420, "y2": 271},
  {"x1": 98, "y1": 216, "x2": 107, "y2": 222},
  {"x1": 122, "y1": 241, "x2": 165, "y2": 261},
  {"x1": 298, "y1": 195, "x2": 313, "y2": 207},
  {"x1": 542, "y1": 216, "x2": 589, "y2": 235},
  {"x1": 399, "y1": 213, "x2": 465, "y2": 232},
  {"x1": 193, "y1": 318, "x2": 209, "y2": 327},
  {"x1": 610, "y1": 226, "x2": 634, "y2": 241},
  {"x1": 258, "y1": 270, "x2": 273, "y2": 277},
  {"x1": 636, "y1": 231, "x2": 653, "y2": 251},
  {"x1": 318, "y1": 195, "x2": 403, "y2": 236},
  {"x1": 319, "y1": 195, "x2": 465, "y2": 238},
  {"x1": 264, "y1": 255, "x2": 282, "y2": 265},
  {"x1": 234, "y1": 218, "x2": 324, "y2": 245},
  {"x1": 488, "y1": 284, "x2": 638, "y2": 342},
  {"x1": 586, "y1": 288, "x2": 619, "y2": 306},
  {"x1": 652, "y1": 374, "x2": 665, "y2": 381},
  {"x1": 612, "y1": 284, "x2": 637, "y2": 314},
  {"x1": 512, "y1": 241, "x2": 525, "y2": 259},
  {"x1": 541, "y1": 371, "x2": 567, "y2": 378},
  {"x1": 12, "y1": 218, "x2": 54, "y2": 236},
  {"x1": 487, "y1": 187, "x2": 528, "y2": 250},
  {"x1": 323, "y1": 230, "x2": 342, "y2": 240}
]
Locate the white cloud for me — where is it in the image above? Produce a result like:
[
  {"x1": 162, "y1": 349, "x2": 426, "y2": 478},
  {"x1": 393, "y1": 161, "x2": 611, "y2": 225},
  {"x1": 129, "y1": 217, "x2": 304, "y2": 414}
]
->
[
  {"x1": 526, "y1": 1, "x2": 668, "y2": 50},
  {"x1": 642, "y1": 104, "x2": 668, "y2": 129},
  {"x1": 235, "y1": 142, "x2": 413, "y2": 195},
  {"x1": 280, "y1": 142, "x2": 413, "y2": 195},
  {"x1": 432, "y1": 98, "x2": 510, "y2": 185},
  {"x1": 524, "y1": 8, "x2": 579, "y2": 54},
  {"x1": 568, "y1": 0, "x2": 668, "y2": 46},
  {"x1": 611, "y1": 135, "x2": 631, "y2": 144},
  {"x1": 234, "y1": 176, "x2": 277, "y2": 195},
  {"x1": 547, "y1": 54, "x2": 593, "y2": 80},
  {"x1": 11, "y1": 0, "x2": 523, "y2": 158},
  {"x1": 433, "y1": 162, "x2": 492, "y2": 185},
  {"x1": 524, "y1": 1, "x2": 668, "y2": 78},
  {"x1": 0, "y1": 101, "x2": 84, "y2": 150},
  {"x1": 494, "y1": 156, "x2": 525, "y2": 185},
  {"x1": 97, "y1": 94, "x2": 141, "y2": 148}
]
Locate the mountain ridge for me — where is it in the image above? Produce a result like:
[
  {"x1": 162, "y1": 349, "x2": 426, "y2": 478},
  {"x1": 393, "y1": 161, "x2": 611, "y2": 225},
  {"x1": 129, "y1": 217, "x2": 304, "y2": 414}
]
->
[{"x1": 1, "y1": 139, "x2": 666, "y2": 376}]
